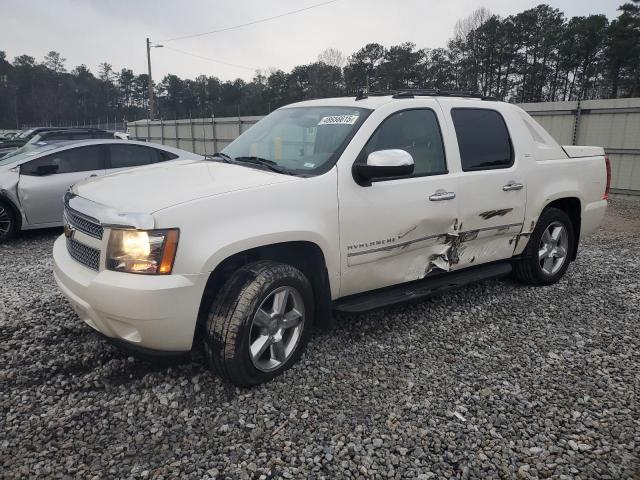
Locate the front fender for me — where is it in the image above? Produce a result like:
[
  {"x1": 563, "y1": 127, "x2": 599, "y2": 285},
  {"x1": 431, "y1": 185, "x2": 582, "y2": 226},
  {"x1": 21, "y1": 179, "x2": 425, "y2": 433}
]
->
[{"x1": 152, "y1": 169, "x2": 341, "y2": 297}]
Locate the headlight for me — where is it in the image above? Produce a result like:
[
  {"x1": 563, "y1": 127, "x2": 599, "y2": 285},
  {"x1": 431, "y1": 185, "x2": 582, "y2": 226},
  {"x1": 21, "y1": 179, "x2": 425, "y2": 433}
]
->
[{"x1": 106, "y1": 229, "x2": 179, "y2": 275}]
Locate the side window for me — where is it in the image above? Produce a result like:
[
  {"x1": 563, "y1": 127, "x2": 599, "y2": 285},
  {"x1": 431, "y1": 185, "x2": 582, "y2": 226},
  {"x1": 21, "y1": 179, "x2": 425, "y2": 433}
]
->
[
  {"x1": 361, "y1": 109, "x2": 446, "y2": 177},
  {"x1": 108, "y1": 145, "x2": 162, "y2": 168},
  {"x1": 21, "y1": 146, "x2": 103, "y2": 175},
  {"x1": 157, "y1": 149, "x2": 179, "y2": 161},
  {"x1": 451, "y1": 108, "x2": 513, "y2": 171}
]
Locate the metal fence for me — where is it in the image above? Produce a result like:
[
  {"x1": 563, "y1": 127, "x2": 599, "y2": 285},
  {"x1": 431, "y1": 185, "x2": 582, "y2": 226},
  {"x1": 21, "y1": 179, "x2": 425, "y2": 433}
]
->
[
  {"x1": 128, "y1": 98, "x2": 640, "y2": 194},
  {"x1": 520, "y1": 98, "x2": 640, "y2": 195},
  {"x1": 127, "y1": 116, "x2": 263, "y2": 156},
  {"x1": 21, "y1": 118, "x2": 127, "y2": 132}
]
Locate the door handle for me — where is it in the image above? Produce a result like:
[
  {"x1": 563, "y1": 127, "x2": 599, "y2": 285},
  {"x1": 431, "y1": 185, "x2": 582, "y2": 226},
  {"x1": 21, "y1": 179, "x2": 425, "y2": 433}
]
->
[
  {"x1": 502, "y1": 182, "x2": 524, "y2": 191},
  {"x1": 429, "y1": 190, "x2": 456, "y2": 201},
  {"x1": 89, "y1": 174, "x2": 98, "y2": 178}
]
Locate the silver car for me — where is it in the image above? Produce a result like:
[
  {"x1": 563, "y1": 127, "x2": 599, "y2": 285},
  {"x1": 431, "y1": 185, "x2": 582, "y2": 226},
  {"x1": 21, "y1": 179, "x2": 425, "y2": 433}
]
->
[{"x1": 0, "y1": 139, "x2": 203, "y2": 241}]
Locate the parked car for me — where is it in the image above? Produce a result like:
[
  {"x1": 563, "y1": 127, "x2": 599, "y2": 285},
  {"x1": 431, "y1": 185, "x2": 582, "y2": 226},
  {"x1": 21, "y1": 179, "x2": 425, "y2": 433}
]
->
[
  {"x1": 0, "y1": 128, "x2": 120, "y2": 157},
  {"x1": 113, "y1": 131, "x2": 130, "y2": 140},
  {"x1": 0, "y1": 130, "x2": 21, "y2": 140},
  {"x1": 52, "y1": 91, "x2": 609, "y2": 386},
  {"x1": 1, "y1": 129, "x2": 125, "y2": 160},
  {"x1": 27, "y1": 128, "x2": 115, "y2": 143},
  {"x1": 0, "y1": 139, "x2": 202, "y2": 240},
  {"x1": 0, "y1": 127, "x2": 68, "y2": 155}
]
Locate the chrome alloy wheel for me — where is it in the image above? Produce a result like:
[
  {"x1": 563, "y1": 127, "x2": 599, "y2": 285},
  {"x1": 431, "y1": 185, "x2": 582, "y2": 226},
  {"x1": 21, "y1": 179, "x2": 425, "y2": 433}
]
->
[
  {"x1": 0, "y1": 205, "x2": 12, "y2": 235},
  {"x1": 539, "y1": 221, "x2": 569, "y2": 275},
  {"x1": 249, "y1": 286, "x2": 305, "y2": 372}
]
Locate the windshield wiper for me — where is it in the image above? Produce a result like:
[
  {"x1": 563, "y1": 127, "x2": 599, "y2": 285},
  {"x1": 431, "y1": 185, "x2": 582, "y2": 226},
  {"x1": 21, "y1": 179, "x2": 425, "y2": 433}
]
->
[
  {"x1": 233, "y1": 156, "x2": 295, "y2": 175},
  {"x1": 207, "y1": 152, "x2": 235, "y2": 163}
]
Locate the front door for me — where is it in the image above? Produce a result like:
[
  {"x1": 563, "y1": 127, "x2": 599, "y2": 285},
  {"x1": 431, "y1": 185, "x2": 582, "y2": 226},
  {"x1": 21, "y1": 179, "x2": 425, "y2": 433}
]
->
[
  {"x1": 443, "y1": 104, "x2": 526, "y2": 267},
  {"x1": 18, "y1": 145, "x2": 106, "y2": 225},
  {"x1": 338, "y1": 104, "x2": 461, "y2": 297}
]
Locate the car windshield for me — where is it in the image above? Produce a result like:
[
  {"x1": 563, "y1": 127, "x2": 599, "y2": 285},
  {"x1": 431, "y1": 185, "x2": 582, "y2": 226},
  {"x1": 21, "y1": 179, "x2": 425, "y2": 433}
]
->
[
  {"x1": 0, "y1": 142, "x2": 60, "y2": 166},
  {"x1": 222, "y1": 106, "x2": 370, "y2": 175}
]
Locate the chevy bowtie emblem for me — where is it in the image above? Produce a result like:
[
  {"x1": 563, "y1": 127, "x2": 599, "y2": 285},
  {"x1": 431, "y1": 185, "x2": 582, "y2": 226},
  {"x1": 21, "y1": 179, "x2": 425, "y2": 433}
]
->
[{"x1": 64, "y1": 223, "x2": 75, "y2": 239}]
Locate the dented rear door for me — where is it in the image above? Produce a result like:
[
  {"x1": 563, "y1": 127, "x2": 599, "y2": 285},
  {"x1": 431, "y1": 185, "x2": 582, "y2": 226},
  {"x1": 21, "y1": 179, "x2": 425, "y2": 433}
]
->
[
  {"x1": 337, "y1": 100, "x2": 462, "y2": 297},
  {"x1": 441, "y1": 101, "x2": 526, "y2": 268}
]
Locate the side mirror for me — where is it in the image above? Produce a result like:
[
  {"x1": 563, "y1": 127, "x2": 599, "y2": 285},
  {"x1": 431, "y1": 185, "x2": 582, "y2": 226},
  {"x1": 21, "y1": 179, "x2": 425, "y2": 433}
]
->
[{"x1": 353, "y1": 149, "x2": 414, "y2": 186}]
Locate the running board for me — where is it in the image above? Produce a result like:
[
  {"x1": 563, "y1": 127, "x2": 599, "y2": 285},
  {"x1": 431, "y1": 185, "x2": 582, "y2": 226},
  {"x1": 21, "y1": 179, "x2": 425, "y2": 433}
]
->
[{"x1": 333, "y1": 262, "x2": 512, "y2": 313}]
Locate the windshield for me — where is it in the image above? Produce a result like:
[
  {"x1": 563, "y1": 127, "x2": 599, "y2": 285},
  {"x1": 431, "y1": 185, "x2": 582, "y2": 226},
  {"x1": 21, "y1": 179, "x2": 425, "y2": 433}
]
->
[
  {"x1": 0, "y1": 142, "x2": 60, "y2": 166},
  {"x1": 222, "y1": 106, "x2": 370, "y2": 175}
]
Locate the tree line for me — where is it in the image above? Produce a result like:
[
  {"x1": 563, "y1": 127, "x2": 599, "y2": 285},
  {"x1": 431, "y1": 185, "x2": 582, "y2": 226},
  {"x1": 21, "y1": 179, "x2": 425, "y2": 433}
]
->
[{"x1": 0, "y1": 2, "x2": 638, "y2": 128}]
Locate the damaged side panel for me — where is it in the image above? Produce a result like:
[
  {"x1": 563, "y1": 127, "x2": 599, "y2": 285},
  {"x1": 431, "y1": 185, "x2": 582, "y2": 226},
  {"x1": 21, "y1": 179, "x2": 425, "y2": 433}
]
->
[
  {"x1": 510, "y1": 220, "x2": 536, "y2": 255},
  {"x1": 345, "y1": 214, "x2": 523, "y2": 294},
  {"x1": 0, "y1": 168, "x2": 23, "y2": 225},
  {"x1": 342, "y1": 214, "x2": 459, "y2": 295},
  {"x1": 479, "y1": 208, "x2": 514, "y2": 220}
]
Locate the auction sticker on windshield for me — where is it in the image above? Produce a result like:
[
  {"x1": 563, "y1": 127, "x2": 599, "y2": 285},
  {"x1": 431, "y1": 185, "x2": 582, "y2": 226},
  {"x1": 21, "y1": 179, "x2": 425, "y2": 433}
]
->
[{"x1": 318, "y1": 115, "x2": 359, "y2": 125}]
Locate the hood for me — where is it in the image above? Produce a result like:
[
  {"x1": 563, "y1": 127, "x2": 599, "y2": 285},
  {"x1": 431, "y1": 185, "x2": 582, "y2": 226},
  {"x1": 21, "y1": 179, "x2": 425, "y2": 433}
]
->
[{"x1": 72, "y1": 159, "x2": 298, "y2": 213}]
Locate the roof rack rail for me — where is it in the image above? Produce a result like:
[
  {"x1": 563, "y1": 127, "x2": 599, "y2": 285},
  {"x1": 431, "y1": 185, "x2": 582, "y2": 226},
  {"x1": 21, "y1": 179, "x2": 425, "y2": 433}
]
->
[{"x1": 355, "y1": 88, "x2": 497, "y2": 101}]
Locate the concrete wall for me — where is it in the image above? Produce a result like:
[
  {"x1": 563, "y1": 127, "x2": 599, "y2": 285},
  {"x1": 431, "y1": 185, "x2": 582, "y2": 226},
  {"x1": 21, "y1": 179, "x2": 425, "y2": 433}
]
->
[{"x1": 129, "y1": 98, "x2": 640, "y2": 194}]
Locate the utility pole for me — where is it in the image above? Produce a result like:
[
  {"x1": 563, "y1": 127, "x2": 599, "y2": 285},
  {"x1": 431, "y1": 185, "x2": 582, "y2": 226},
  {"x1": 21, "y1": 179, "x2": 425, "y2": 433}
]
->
[{"x1": 146, "y1": 37, "x2": 156, "y2": 120}]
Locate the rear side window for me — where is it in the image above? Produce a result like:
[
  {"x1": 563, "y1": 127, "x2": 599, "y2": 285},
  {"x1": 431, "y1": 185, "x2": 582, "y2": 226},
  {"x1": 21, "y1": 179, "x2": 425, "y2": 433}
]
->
[
  {"x1": 108, "y1": 144, "x2": 168, "y2": 168},
  {"x1": 160, "y1": 150, "x2": 179, "y2": 160},
  {"x1": 451, "y1": 108, "x2": 513, "y2": 171},
  {"x1": 361, "y1": 109, "x2": 447, "y2": 177},
  {"x1": 21, "y1": 145, "x2": 104, "y2": 175}
]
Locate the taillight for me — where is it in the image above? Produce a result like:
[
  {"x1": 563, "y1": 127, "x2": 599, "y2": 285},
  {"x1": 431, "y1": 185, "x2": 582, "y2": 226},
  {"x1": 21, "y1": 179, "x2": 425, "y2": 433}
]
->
[{"x1": 603, "y1": 154, "x2": 611, "y2": 200}]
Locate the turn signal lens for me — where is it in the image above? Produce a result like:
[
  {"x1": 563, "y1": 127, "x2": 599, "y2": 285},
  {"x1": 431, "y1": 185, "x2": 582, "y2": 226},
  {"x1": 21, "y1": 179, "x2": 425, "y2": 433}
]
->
[
  {"x1": 107, "y1": 228, "x2": 179, "y2": 275},
  {"x1": 159, "y1": 230, "x2": 179, "y2": 274}
]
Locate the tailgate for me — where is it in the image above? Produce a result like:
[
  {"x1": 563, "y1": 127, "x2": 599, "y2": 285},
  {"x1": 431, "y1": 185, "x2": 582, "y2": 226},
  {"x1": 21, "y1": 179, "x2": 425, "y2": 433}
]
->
[{"x1": 562, "y1": 145, "x2": 605, "y2": 158}]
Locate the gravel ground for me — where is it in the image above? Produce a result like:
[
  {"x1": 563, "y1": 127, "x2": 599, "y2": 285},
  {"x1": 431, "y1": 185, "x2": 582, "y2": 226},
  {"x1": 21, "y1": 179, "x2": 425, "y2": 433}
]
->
[{"x1": 1, "y1": 196, "x2": 639, "y2": 479}]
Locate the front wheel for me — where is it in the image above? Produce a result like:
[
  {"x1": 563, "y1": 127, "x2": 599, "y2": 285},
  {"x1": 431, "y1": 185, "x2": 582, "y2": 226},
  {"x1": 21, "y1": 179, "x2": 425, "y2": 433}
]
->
[
  {"x1": 513, "y1": 207, "x2": 575, "y2": 286},
  {"x1": 0, "y1": 200, "x2": 17, "y2": 243},
  {"x1": 204, "y1": 261, "x2": 314, "y2": 386}
]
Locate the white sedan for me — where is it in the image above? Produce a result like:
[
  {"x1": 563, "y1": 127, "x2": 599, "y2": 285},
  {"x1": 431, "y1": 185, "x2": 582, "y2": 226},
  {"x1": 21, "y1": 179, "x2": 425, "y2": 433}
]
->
[{"x1": 0, "y1": 139, "x2": 203, "y2": 241}]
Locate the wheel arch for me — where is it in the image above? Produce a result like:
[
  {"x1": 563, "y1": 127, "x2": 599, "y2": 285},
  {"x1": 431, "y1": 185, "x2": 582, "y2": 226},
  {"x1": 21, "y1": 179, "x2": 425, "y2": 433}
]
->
[
  {"x1": 0, "y1": 192, "x2": 22, "y2": 231},
  {"x1": 196, "y1": 240, "x2": 334, "y2": 337},
  {"x1": 543, "y1": 196, "x2": 581, "y2": 260}
]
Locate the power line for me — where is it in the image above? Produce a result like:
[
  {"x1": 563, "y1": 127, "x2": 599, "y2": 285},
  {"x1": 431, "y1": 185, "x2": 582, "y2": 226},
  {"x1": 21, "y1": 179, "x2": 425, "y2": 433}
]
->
[
  {"x1": 162, "y1": 45, "x2": 257, "y2": 71},
  {"x1": 155, "y1": 0, "x2": 339, "y2": 43}
]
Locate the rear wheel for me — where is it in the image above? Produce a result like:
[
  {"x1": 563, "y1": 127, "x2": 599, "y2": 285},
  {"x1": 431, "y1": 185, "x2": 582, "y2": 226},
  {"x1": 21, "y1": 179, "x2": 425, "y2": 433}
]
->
[
  {"x1": 204, "y1": 261, "x2": 314, "y2": 386},
  {"x1": 0, "y1": 200, "x2": 17, "y2": 243},
  {"x1": 513, "y1": 207, "x2": 575, "y2": 286}
]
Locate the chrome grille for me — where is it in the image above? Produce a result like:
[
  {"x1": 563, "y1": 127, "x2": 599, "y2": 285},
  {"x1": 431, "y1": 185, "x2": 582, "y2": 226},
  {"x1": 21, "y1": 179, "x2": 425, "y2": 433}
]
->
[
  {"x1": 65, "y1": 207, "x2": 103, "y2": 239},
  {"x1": 66, "y1": 237, "x2": 100, "y2": 271}
]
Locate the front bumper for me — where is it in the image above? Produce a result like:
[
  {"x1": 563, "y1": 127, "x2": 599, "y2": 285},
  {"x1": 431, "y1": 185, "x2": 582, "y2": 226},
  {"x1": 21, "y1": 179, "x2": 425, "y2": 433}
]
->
[{"x1": 53, "y1": 235, "x2": 209, "y2": 352}]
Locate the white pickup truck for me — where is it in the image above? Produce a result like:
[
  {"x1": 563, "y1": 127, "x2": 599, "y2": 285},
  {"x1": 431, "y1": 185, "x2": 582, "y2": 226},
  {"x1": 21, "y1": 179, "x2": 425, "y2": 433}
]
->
[{"x1": 53, "y1": 91, "x2": 609, "y2": 386}]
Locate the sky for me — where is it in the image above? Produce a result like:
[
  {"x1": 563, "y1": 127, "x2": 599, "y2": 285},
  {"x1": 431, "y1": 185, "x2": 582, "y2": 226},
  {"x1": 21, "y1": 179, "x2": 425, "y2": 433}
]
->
[{"x1": 0, "y1": 0, "x2": 621, "y2": 82}]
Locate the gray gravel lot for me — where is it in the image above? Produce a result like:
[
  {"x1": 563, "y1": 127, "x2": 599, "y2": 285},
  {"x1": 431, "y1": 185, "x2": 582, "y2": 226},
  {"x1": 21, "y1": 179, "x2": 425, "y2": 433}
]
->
[{"x1": 1, "y1": 196, "x2": 639, "y2": 479}]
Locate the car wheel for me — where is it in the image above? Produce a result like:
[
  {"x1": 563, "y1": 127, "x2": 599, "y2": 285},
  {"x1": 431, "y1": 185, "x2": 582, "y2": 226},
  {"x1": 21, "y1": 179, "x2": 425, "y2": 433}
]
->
[
  {"x1": 204, "y1": 261, "x2": 314, "y2": 386},
  {"x1": 0, "y1": 200, "x2": 17, "y2": 243},
  {"x1": 513, "y1": 207, "x2": 575, "y2": 286}
]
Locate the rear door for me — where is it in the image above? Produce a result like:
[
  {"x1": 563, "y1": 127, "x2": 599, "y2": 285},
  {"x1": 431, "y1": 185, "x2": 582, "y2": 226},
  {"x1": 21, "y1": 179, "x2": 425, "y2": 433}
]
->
[
  {"x1": 18, "y1": 145, "x2": 106, "y2": 225},
  {"x1": 441, "y1": 101, "x2": 526, "y2": 267},
  {"x1": 105, "y1": 144, "x2": 177, "y2": 174}
]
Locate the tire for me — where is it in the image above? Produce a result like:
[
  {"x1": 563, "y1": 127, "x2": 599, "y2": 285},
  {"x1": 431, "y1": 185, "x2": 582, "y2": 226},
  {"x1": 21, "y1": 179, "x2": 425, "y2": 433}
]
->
[
  {"x1": 0, "y1": 200, "x2": 17, "y2": 243},
  {"x1": 513, "y1": 207, "x2": 575, "y2": 286},
  {"x1": 204, "y1": 261, "x2": 314, "y2": 386}
]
